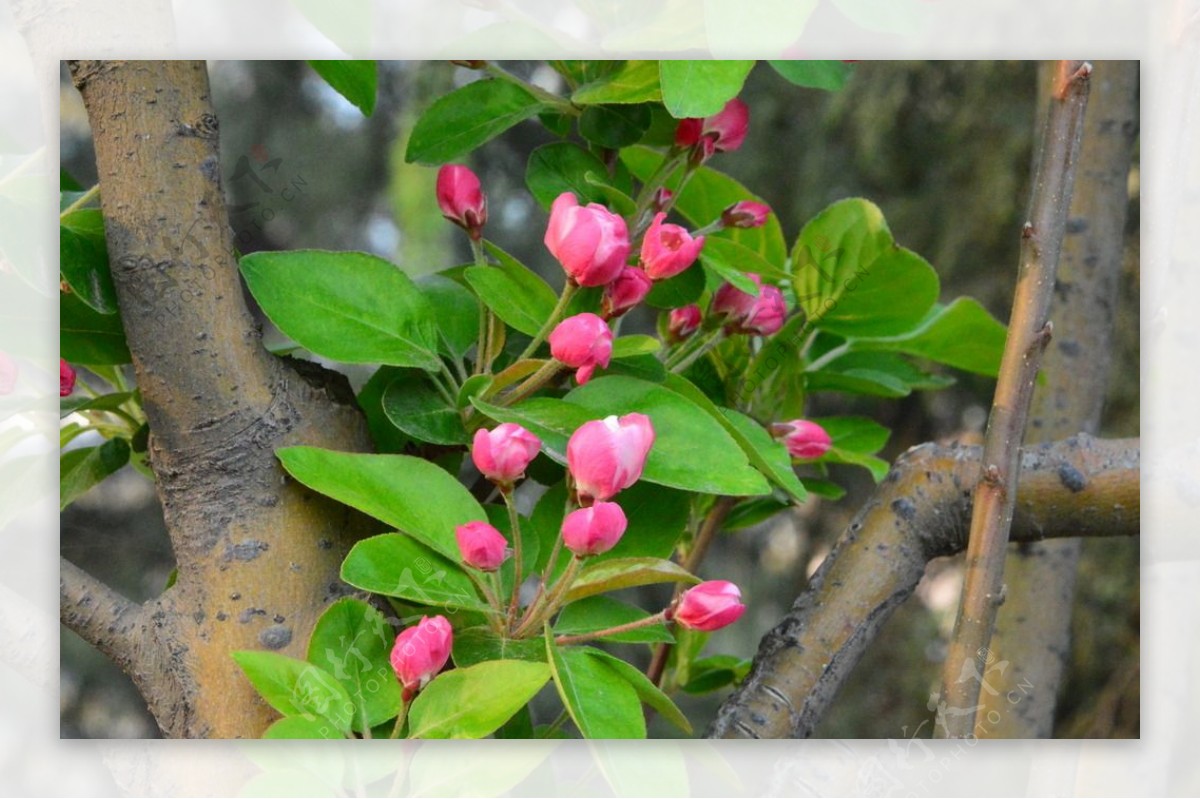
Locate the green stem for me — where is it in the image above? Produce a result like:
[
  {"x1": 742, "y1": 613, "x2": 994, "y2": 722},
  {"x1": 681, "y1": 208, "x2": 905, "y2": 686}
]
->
[
  {"x1": 429, "y1": 371, "x2": 457, "y2": 407},
  {"x1": 554, "y1": 611, "x2": 668, "y2": 646},
  {"x1": 667, "y1": 328, "x2": 726, "y2": 372},
  {"x1": 804, "y1": 341, "x2": 852, "y2": 373},
  {"x1": 517, "y1": 280, "x2": 578, "y2": 362},
  {"x1": 388, "y1": 700, "x2": 411, "y2": 739},
  {"x1": 503, "y1": 489, "x2": 525, "y2": 625},
  {"x1": 500, "y1": 358, "x2": 564, "y2": 407},
  {"x1": 538, "y1": 710, "x2": 570, "y2": 738},
  {"x1": 515, "y1": 556, "x2": 581, "y2": 638},
  {"x1": 60, "y1": 184, "x2": 100, "y2": 218},
  {"x1": 470, "y1": 238, "x2": 495, "y2": 376}
]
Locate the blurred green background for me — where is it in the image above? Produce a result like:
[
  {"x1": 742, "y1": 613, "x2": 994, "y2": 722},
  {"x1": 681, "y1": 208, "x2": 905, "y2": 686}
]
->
[{"x1": 59, "y1": 60, "x2": 1139, "y2": 739}]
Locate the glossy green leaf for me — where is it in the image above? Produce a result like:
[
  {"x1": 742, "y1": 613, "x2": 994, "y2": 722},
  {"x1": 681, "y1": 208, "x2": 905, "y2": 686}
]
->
[
  {"x1": 407, "y1": 660, "x2": 551, "y2": 739},
  {"x1": 357, "y1": 366, "x2": 410, "y2": 454},
  {"x1": 849, "y1": 298, "x2": 1007, "y2": 376},
  {"x1": 554, "y1": 597, "x2": 673, "y2": 644},
  {"x1": 768, "y1": 60, "x2": 854, "y2": 91},
  {"x1": 60, "y1": 290, "x2": 131, "y2": 365},
  {"x1": 659, "y1": 60, "x2": 755, "y2": 118},
  {"x1": 806, "y1": 350, "x2": 954, "y2": 397},
  {"x1": 263, "y1": 714, "x2": 344, "y2": 739},
  {"x1": 792, "y1": 198, "x2": 940, "y2": 338},
  {"x1": 572, "y1": 61, "x2": 662, "y2": 105},
  {"x1": 812, "y1": 415, "x2": 891, "y2": 482},
  {"x1": 645, "y1": 263, "x2": 705, "y2": 309},
  {"x1": 800, "y1": 477, "x2": 847, "y2": 501},
  {"x1": 724, "y1": 496, "x2": 791, "y2": 531},
  {"x1": 240, "y1": 250, "x2": 441, "y2": 370},
  {"x1": 621, "y1": 146, "x2": 787, "y2": 266},
  {"x1": 579, "y1": 104, "x2": 653, "y2": 148},
  {"x1": 468, "y1": 242, "x2": 559, "y2": 337},
  {"x1": 582, "y1": 173, "x2": 638, "y2": 216},
  {"x1": 551, "y1": 60, "x2": 622, "y2": 89},
  {"x1": 382, "y1": 374, "x2": 467, "y2": 445},
  {"x1": 525, "y1": 143, "x2": 610, "y2": 210},
  {"x1": 679, "y1": 654, "x2": 752, "y2": 694},
  {"x1": 277, "y1": 447, "x2": 486, "y2": 560},
  {"x1": 340, "y1": 534, "x2": 488, "y2": 612},
  {"x1": 407, "y1": 79, "x2": 547, "y2": 165},
  {"x1": 545, "y1": 633, "x2": 645, "y2": 739},
  {"x1": 232, "y1": 651, "x2": 355, "y2": 733},
  {"x1": 417, "y1": 273, "x2": 480, "y2": 360},
  {"x1": 60, "y1": 209, "x2": 117, "y2": 314},
  {"x1": 611, "y1": 335, "x2": 661, "y2": 359},
  {"x1": 308, "y1": 60, "x2": 378, "y2": 116},
  {"x1": 700, "y1": 236, "x2": 790, "y2": 283},
  {"x1": 306, "y1": 598, "x2": 400, "y2": 732},
  {"x1": 586, "y1": 648, "x2": 692, "y2": 735},
  {"x1": 60, "y1": 391, "x2": 134, "y2": 419},
  {"x1": 452, "y1": 626, "x2": 545, "y2": 668},
  {"x1": 60, "y1": 437, "x2": 130, "y2": 510},
  {"x1": 565, "y1": 557, "x2": 698, "y2": 603}
]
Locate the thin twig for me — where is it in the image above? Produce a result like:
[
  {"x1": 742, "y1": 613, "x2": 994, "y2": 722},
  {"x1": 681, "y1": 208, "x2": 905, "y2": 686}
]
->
[{"x1": 935, "y1": 59, "x2": 1092, "y2": 738}]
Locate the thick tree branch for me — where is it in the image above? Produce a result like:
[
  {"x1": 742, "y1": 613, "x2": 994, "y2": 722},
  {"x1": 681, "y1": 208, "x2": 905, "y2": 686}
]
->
[
  {"x1": 935, "y1": 60, "x2": 1092, "y2": 737},
  {"x1": 60, "y1": 557, "x2": 145, "y2": 674},
  {"x1": 706, "y1": 435, "x2": 1138, "y2": 739},
  {"x1": 982, "y1": 60, "x2": 1139, "y2": 738}
]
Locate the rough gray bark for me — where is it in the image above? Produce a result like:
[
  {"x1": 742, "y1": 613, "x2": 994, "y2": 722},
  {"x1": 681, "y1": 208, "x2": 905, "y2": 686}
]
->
[{"x1": 61, "y1": 60, "x2": 375, "y2": 738}]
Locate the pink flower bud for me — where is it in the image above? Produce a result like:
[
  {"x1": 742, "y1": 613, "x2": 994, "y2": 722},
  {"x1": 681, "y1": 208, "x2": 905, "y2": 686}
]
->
[
  {"x1": 721, "y1": 201, "x2": 771, "y2": 229},
  {"x1": 667, "y1": 305, "x2": 702, "y2": 342},
  {"x1": 711, "y1": 274, "x2": 786, "y2": 336},
  {"x1": 544, "y1": 193, "x2": 631, "y2": 287},
  {"x1": 390, "y1": 615, "x2": 453, "y2": 700},
  {"x1": 671, "y1": 580, "x2": 746, "y2": 631},
  {"x1": 674, "y1": 98, "x2": 750, "y2": 162},
  {"x1": 566, "y1": 413, "x2": 655, "y2": 504},
  {"x1": 0, "y1": 352, "x2": 16, "y2": 395},
  {"x1": 455, "y1": 520, "x2": 510, "y2": 571},
  {"x1": 561, "y1": 501, "x2": 627, "y2": 557},
  {"x1": 60, "y1": 359, "x2": 76, "y2": 397},
  {"x1": 640, "y1": 212, "x2": 706, "y2": 281},
  {"x1": 436, "y1": 165, "x2": 487, "y2": 240},
  {"x1": 472, "y1": 423, "x2": 541, "y2": 486},
  {"x1": 651, "y1": 187, "x2": 674, "y2": 213},
  {"x1": 601, "y1": 266, "x2": 653, "y2": 319},
  {"x1": 771, "y1": 419, "x2": 832, "y2": 460},
  {"x1": 549, "y1": 313, "x2": 613, "y2": 386}
]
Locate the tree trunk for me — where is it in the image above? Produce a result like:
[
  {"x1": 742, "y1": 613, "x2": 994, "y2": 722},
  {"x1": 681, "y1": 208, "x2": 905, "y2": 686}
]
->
[
  {"x1": 62, "y1": 60, "x2": 375, "y2": 738},
  {"x1": 978, "y1": 60, "x2": 1138, "y2": 738}
]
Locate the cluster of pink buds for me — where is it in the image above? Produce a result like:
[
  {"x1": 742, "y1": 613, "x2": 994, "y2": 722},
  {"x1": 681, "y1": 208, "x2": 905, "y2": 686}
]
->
[
  {"x1": 674, "y1": 99, "x2": 750, "y2": 165},
  {"x1": 711, "y1": 273, "x2": 787, "y2": 336}
]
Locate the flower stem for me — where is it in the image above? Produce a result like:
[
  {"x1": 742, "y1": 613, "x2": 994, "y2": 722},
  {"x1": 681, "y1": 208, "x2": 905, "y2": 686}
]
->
[
  {"x1": 554, "y1": 611, "x2": 667, "y2": 646},
  {"x1": 503, "y1": 489, "x2": 524, "y2": 624},
  {"x1": 517, "y1": 280, "x2": 578, "y2": 362},
  {"x1": 60, "y1": 184, "x2": 100, "y2": 218},
  {"x1": 667, "y1": 328, "x2": 726, "y2": 372},
  {"x1": 514, "y1": 556, "x2": 581, "y2": 638},
  {"x1": 500, "y1": 358, "x2": 564, "y2": 407},
  {"x1": 388, "y1": 699, "x2": 411, "y2": 739},
  {"x1": 471, "y1": 238, "x2": 494, "y2": 376}
]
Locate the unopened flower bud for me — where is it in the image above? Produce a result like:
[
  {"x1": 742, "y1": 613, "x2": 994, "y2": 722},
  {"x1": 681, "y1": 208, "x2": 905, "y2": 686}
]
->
[
  {"x1": 60, "y1": 359, "x2": 76, "y2": 398},
  {"x1": 436, "y1": 165, "x2": 487, "y2": 240},
  {"x1": 561, "y1": 501, "x2": 626, "y2": 557},
  {"x1": 390, "y1": 615, "x2": 453, "y2": 700},
  {"x1": 720, "y1": 201, "x2": 771, "y2": 229},
  {"x1": 566, "y1": 413, "x2": 655, "y2": 504},
  {"x1": 549, "y1": 313, "x2": 613, "y2": 386},
  {"x1": 640, "y1": 212, "x2": 705, "y2": 280},
  {"x1": 670, "y1": 580, "x2": 746, "y2": 631},
  {"x1": 472, "y1": 423, "x2": 541, "y2": 486},
  {"x1": 771, "y1": 419, "x2": 832, "y2": 460},
  {"x1": 544, "y1": 193, "x2": 631, "y2": 287},
  {"x1": 455, "y1": 521, "x2": 511, "y2": 572},
  {"x1": 667, "y1": 305, "x2": 702, "y2": 342},
  {"x1": 601, "y1": 266, "x2": 653, "y2": 319}
]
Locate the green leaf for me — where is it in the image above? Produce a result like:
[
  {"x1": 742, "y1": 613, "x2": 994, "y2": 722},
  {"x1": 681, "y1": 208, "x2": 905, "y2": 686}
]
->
[
  {"x1": 579, "y1": 104, "x2": 653, "y2": 148},
  {"x1": 452, "y1": 626, "x2": 545, "y2": 667},
  {"x1": 545, "y1": 632, "x2": 645, "y2": 739},
  {"x1": 240, "y1": 250, "x2": 440, "y2": 370},
  {"x1": 60, "y1": 290, "x2": 131, "y2": 365},
  {"x1": 263, "y1": 714, "x2": 344, "y2": 739},
  {"x1": 679, "y1": 654, "x2": 752, "y2": 694},
  {"x1": 554, "y1": 597, "x2": 673, "y2": 644},
  {"x1": 277, "y1": 447, "x2": 486, "y2": 560},
  {"x1": 611, "y1": 335, "x2": 661, "y2": 359},
  {"x1": 406, "y1": 79, "x2": 548, "y2": 165},
  {"x1": 806, "y1": 350, "x2": 954, "y2": 398},
  {"x1": 572, "y1": 61, "x2": 662, "y2": 105},
  {"x1": 417, "y1": 273, "x2": 480, "y2": 360},
  {"x1": 306, "y1": 598, "x2": 401, "y2": 732},
  {"x1": 658, "y1": 60, "x2": 756, "y2": 118},
  {"x1": 357, "y1": 366, "x2": 410, "y2": 454},
  {"x1": 468, "y1": 242, "x2": 558, "y2": 337},
  {"x1": 565, "y1": 557, "x2": 699, "y2": 603},
  {"x1": 645, "y1": 263, "x2": 705, "y2": 309},
  {"x1": 724, "y1": 496, "x2": 791, "y2": 531},
  {"x1": 792, "y1": 198, "x2": 940, "y2": 338},
  {"x1": 583, "y1": 173, "x2": 638, "y2": 216},
  {"x1": 768, "y1": 60, "x2": 854, "y2": 91},
  {"x1": 60, "y1": 391, "x2": 134, "y2": 419},
  {"x1": 308, "y1": 60, "x2": 378, "y2": 116},
  {"x1": 340, "y1": 534, "x2": 488, "y2": 612},
  {"x1": 621, "y1": 146, "x2": 787, "y2": 266},
  {"x1": 700, "y1": 236, "x2": 790, "y2": 284},
  {"x1": 605, "y1": 353, "x2": 667, "y2": 384},
  {"x1": 60, "y1": 169, "x2": 84, "y2": 191},
  {"x1": 60, "y1": 209, "x2": 118, "y2": 315},
  {"x1": 849, "y1": 298, "x2": 1007, "y2": 376},
  {"x1": 232, "y1": 651, "x2": 355, "y2": 733},
  {"x1": 565, "y1": 376, "x2": 773, "y2": 496},
  {"x1": 586, "y1": 648, "x2": 693, "y2": 735},
  {"x1": 525, "y1": 142, "x2": 610, "y2": 210},
  {"x1": 813, "y1": 415, "x2": 891, "y2": 482},
  {"x1": 382, "y1": 374, "x2": 467, "y2": 445},
  {"x1": 60, "y1": 438, "x2": 130, "y2": 510},
  {"x1": 800, "y1": 478, "x2": 847, "y2": 501},
  {"x1": 407, "y1": 660, "x2": 551, "y2": 739}
]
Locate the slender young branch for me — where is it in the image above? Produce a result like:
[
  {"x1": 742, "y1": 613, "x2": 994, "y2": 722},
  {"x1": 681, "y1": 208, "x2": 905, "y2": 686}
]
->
[
  {"x1": 554, "y1": 612, "x2": 667, "y2": 646},
  {"x1": 935, "y1": 60, "x2": 1092, "y2": 738},
  {"x1": 707, "y1": 434, "x2": 1137, "y2": 739},
  {"x1": 60, "y1": 557, "x2": 146, "y2": 674},
  {"x1": 60, "y1": 183, "x2": 100, "y2": 217},
  {"x1": 503, "y1": 489, "x2": 524, "y2": 624}
]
